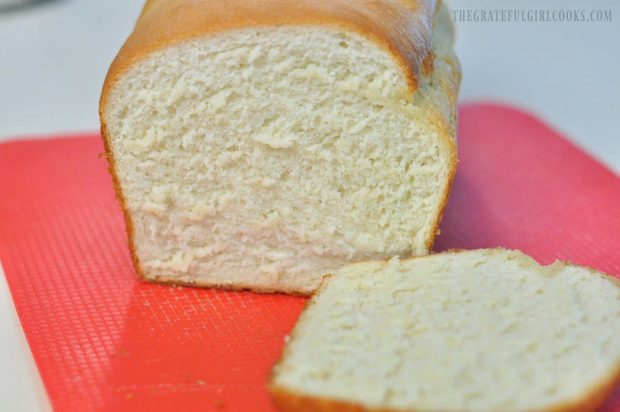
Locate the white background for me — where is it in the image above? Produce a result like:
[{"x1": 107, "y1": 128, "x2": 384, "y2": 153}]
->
[{"x1": 0, "y1": 0, "x2": 618, "y2": 410}]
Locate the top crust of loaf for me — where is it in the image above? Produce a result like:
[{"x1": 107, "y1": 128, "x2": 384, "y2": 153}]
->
[{"x1": 101, "y1": 0, "x2": 440, "y2": 108}]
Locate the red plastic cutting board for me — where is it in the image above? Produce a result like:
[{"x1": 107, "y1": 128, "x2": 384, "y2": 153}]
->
[{"x1": 1, "y1": 103, "x2": 619, "y2": 412}]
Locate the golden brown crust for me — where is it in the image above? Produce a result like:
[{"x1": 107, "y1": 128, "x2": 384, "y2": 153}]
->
[
  {"x1": 145, "y1": 273, "x2": 314, "y2": 297},
  {"x1": 99, "y1": 119, "x2": 144, "y2": 282},
  {"x1": 425, "y1": 130, "x2": 457, "y2": 252},
  {"x1": 101, "y1": 0, "x2": 439, "y2": 110},
  {"x1": 270, "y1": 365, "x2": 620, "y2": 412},
  {"x1": 533, "y1": 364, "x2": 620, "y2": 412},
  {"x1": 270, "y1": 385, "x2": 398, "y2": 412},
  {"x1": 99, "y1": 0, "x2": 461, "y2": 293},
  {"x1": 269, "y1": 249, "x2": 620, "y2": 412},
  {"x1": 418, "y1": 2, "x2": 461, "y2": 252}
]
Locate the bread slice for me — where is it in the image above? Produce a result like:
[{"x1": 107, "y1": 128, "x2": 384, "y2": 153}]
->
[
  {"x1": 270, "y1": 249, "x2": 620, "y2": 412},
  {"x1": 98, "y1": 0, "x2": 461, "y2": 294}
]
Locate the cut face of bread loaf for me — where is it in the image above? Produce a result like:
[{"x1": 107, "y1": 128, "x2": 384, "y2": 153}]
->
[
  {"x1": 100, "y1": 0, "x2": 460, "y2": 294},
  {"x1": 270, "y1": 249, "x2": 620, "y2": 412}
]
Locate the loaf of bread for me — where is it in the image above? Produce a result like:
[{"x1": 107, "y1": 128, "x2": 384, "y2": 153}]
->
[
  {"x1": 270, "y1": 249, "x2": 620, "y2": 412},
  {"x1": 99, "y1": 0, "x2": 460, "y2": 294}
]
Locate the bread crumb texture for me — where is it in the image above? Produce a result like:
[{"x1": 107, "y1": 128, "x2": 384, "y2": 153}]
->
[
  {"x1": 272, "y1": 249, "x2": 620, "y2": 411},
  {"x1": 104, "y1": 25, "x2": 454, "y2": 292}
]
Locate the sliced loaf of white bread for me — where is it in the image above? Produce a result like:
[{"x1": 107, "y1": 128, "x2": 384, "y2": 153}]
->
[
  {"x1": 99, "y1": 0, "x2": 460, "y2": 294},
  {"x1": 270, "y1": 249, "x2": 620, "y2": 412}
]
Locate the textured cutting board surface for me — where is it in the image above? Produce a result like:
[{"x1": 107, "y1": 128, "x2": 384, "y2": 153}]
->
[{"x1": 0, "y1": 103, "x2": 619, "y2": 411}]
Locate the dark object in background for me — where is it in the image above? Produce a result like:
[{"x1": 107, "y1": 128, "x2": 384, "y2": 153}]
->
[{"x1": 0, "y1": 0, "x2": 58, "y2": 14}]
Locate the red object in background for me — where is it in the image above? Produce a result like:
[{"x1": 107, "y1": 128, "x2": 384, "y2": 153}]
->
[{"x1": 0, "y1": 103, "x2": 619, "y2": 412}]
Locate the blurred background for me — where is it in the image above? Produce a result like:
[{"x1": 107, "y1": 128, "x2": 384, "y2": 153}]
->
[{"x1": 0, "y1": 0, "x2": 618, "y2": 171}]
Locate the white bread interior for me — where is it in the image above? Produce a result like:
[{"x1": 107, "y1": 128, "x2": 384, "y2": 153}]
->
[
  {"x1": 271, "y1": 249, "x2": 620, "y2": 411},
  {"x1": 102, "y1": 5, "x2": 459, "y2": 294}
]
